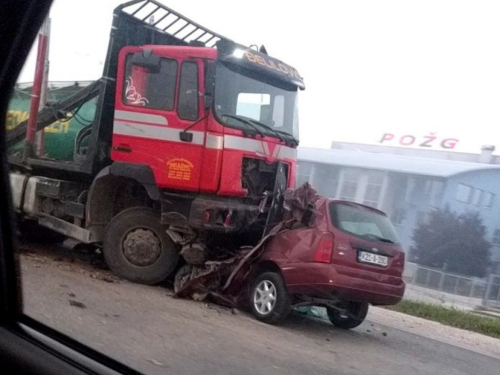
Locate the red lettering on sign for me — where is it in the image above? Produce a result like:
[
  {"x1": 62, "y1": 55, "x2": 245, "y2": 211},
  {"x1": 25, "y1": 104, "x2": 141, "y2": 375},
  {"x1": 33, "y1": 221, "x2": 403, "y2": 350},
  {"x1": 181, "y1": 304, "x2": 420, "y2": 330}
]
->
[
  {"x1": 400, "y1": 135, "x2": 416, "y2": 146},
  {"x1": 379, "y1": 133, "x2": 395, "y2": 143},
  {"x1": 441, "y1": 138, "x2": 458, "y2": 149}
]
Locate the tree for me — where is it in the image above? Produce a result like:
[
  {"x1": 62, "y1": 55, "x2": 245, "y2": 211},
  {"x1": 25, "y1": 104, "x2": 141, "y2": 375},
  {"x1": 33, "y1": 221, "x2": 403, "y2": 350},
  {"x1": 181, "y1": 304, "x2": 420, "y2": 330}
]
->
[{"x1": 410, "y1": 206, "x2": 491, "y2": 277}]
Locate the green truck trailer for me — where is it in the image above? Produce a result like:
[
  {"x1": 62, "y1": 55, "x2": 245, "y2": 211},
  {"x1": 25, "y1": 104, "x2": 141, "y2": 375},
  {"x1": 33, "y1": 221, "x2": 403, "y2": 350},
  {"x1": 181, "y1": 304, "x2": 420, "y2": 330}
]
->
[{"x1": 7, "y1": 82, "x2": 96, "y2": 161}]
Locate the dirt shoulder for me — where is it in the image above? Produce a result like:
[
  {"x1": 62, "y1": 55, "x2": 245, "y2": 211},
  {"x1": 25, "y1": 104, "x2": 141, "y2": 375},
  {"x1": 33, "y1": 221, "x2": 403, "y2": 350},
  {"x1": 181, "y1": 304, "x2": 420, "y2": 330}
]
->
[{"x1": 368, "y1": 306, "x2": 500, "y2": 360}]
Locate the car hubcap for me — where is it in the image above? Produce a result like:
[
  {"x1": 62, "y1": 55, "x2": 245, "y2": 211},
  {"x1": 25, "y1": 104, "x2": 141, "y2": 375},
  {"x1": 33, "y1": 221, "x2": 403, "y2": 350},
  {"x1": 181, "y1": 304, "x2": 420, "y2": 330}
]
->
[
  {"x1": 253, "y1": 280, "x2": 277, "y2": 315},
  {"x1": 122, "y1": 228, "x2": 161, "y2": 267}
]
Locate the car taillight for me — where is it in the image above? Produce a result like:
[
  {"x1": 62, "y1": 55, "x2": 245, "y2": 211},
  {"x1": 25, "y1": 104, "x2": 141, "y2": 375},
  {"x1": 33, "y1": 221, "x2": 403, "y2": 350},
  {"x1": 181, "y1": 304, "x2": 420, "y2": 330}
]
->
[{"x1": 314, "y1": 234, "x2": 334, "y2": 263}]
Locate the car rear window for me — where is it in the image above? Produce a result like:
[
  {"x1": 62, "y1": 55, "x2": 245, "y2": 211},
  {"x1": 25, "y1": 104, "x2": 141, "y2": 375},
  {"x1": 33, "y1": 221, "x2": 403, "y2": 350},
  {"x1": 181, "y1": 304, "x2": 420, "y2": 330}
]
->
[{"x1": 329, "y1": 202, "x2": 401, "y2": 244}]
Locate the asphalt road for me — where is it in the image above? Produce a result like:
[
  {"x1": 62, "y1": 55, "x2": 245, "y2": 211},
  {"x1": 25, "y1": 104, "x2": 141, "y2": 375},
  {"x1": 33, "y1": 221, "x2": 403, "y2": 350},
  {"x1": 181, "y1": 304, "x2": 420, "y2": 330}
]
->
[{"x1": 19, "y1": 242, "x2": 500, "y2": 375}]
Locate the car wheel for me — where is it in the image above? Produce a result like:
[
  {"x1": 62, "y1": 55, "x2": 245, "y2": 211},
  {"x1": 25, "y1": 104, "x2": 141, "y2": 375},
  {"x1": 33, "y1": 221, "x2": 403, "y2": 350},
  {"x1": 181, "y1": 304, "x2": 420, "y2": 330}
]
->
[
  {"x1": 250, "y1": 272, "x2": 291, "y2": 324},
  {"x1": 103, "y1": 207, "x2": 179, "y2": 285},
  {"x1": 327, "y1": 301, "x2": 369, "y2": 329}
]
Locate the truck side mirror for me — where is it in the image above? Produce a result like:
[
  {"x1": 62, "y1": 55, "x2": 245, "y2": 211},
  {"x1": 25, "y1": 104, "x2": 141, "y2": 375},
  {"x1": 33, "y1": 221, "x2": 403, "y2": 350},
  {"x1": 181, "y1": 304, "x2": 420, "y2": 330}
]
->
[{"x1": 131, "y1": 50, "x2": 160, "y2": 73}]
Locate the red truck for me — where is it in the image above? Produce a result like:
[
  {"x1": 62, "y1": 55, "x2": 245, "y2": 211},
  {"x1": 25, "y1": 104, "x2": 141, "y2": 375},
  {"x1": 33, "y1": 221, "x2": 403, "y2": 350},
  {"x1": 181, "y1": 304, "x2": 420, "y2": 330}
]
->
[{"x1": 8, "y1": 0, "x2": 304, "y2": 285}]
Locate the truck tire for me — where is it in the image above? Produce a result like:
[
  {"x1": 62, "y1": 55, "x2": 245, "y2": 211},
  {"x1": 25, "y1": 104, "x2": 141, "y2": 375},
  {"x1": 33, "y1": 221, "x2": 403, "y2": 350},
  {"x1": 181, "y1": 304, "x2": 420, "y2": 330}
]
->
[
  {"x1": 249, "y1": 272, "x2": 291, "y2": 324},
  {"x1": 103, "y1": 207, "x2": 179, "y2": 285},
  {"x1": 327, "y1": 301, "x2": 369, "y2": 329}
]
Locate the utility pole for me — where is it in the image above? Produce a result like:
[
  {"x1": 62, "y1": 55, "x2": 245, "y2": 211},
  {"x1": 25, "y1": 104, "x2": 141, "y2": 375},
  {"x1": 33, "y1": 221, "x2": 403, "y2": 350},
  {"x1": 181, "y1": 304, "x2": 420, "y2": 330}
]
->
[{"x1": 24, "y1": 17, "x2": 50, "y2": 159}]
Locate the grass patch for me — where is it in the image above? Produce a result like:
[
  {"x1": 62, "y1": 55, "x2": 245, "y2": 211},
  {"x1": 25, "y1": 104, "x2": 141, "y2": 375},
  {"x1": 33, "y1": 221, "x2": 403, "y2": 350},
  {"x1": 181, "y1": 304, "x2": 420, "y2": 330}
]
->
[{"x1": 385, "y1": 299, "x2": 500, "y2": 339}]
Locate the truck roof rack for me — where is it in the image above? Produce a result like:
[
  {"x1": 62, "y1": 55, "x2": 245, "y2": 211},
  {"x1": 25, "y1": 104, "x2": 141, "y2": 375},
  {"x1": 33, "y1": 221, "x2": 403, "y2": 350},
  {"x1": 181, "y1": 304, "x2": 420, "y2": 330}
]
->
[{"x1": 116, "y1": 0, "x2": 232, "y2": 48}]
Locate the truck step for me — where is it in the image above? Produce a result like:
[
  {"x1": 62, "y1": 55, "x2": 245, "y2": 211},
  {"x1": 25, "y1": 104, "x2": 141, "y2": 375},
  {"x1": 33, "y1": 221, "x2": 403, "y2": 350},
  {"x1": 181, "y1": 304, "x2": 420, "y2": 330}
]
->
[{"x1": 38, "y1": 215, "x2": 93, "y2": 244}]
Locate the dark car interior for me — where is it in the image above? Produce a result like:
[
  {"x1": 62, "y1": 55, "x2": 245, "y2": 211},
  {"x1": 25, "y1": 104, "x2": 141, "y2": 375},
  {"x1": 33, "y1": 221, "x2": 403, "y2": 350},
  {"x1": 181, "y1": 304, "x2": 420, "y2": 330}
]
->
[{"x1": 0, "y1": 1, "x2": 137, "y2": 374}]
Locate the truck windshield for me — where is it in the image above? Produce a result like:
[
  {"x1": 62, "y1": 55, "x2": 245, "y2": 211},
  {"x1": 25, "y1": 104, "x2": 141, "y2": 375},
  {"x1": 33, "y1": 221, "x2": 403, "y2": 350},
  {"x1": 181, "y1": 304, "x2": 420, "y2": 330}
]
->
[
  {"x1": 214, "y1": 61, "x2": 299, "y2": 141},
  {"x1": 329, "y1": 202, "x2": 401, "y2": 244}
]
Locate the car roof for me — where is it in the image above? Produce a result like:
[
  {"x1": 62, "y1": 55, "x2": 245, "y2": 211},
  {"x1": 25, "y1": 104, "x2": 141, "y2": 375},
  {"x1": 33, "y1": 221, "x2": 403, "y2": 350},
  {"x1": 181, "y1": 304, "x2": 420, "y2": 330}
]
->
[{"x1": 322, "y1": 198, "x2": 388, "y2": 217}]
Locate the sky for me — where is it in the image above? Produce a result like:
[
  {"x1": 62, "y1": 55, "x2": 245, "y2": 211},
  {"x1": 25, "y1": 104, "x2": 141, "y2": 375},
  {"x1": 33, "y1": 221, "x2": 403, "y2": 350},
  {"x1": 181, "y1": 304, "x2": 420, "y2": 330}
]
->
[{"x1": 18, "y1": 0, "x2": 500, "y2": 152}]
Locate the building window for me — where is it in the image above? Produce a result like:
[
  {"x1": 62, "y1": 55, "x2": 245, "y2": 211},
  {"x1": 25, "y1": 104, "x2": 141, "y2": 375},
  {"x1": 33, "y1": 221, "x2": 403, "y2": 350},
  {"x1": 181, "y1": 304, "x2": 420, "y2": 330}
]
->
[
  {"x1": 315, "y1": 165, "x2": 338, "y2": 198},
  {"x1": 405, "y1": 178, "x2": 416, "y2": 203},
  {"x1": 339, "y1": 169, "x2": 361, "y2": 201},
  {"x1": 296, "y1": 162, "x2": 314, "y2": 186},
  {"x1": 363, "y1": 171, "x2": 384, "y2": 208},
  {"x1": 493, "y1": 229, "x2": 500, "y2": 246},
  {"x1": 424, "y1": 180, "x2": 433, "y2": 195},
  {"x1": 425, "y1": 179, "x2": 444, "y2": 207},
  {"x1": 391, "y1": 208, "x2": 406, "y2": 226},
  {"x1": 484, "y1": 192, "x2": 495, "y2": 209},
  {"x1": 456, "y1": 184, "x2": 472, "y2": 203},
  {"x1": 472, "y1": 189, "x2": 483, "y2": 207}
]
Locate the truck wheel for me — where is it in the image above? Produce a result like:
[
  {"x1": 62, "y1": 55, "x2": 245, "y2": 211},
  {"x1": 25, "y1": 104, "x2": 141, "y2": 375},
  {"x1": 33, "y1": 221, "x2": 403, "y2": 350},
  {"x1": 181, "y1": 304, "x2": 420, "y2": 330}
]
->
[
  {"x1": 327, "y1": 302, "x2": 369, "y2": 329},
  {"x1": 103, "y1": 207, "x2": 179, "y2": 285},
  {"x1": 250, "y1": 272, "x2": 291, "y2": 324}
]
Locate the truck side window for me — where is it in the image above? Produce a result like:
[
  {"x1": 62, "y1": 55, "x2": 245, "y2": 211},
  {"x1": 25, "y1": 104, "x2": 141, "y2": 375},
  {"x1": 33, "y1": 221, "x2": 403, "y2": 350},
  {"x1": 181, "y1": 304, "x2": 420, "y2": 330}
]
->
[
  {"x1": 123, "y1": 55, "x2": 177, "y2": 111},
  {"x1": 177, "y1": 61, "x2": 199, "y2": 120}
]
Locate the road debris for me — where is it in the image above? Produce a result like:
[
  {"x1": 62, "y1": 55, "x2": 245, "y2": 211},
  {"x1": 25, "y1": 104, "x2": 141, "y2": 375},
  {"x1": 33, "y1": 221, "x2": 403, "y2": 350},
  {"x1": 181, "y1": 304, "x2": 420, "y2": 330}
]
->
[
  {"x1": 173, "y1": 183, "x2": 319, "y2": 308},
  {"x1": 90, "y1": 273, "x2": 116, "y2": 283},
  {"x1": 146, "y1": 358, "x2": 164, "y2": 367},
  {"x1": 69, "y1": 300, "x2": 86, "y2": 309},
  {"x1": 68, "y1": 292, "x2": 76, "y2": 297}
]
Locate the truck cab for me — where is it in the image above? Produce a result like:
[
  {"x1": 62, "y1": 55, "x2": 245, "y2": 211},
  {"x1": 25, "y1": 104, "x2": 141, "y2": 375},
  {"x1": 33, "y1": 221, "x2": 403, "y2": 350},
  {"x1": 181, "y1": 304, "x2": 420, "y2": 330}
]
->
[{"x1": 112, "y1": 41, "x2": 303, "y2": 198}]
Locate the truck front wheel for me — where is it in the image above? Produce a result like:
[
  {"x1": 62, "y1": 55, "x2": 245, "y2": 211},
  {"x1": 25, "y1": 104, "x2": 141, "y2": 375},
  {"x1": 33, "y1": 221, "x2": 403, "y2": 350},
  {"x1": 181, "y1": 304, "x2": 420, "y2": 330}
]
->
[{"x1": 103, "y1": 207, "x2": 179, "y2": 285}]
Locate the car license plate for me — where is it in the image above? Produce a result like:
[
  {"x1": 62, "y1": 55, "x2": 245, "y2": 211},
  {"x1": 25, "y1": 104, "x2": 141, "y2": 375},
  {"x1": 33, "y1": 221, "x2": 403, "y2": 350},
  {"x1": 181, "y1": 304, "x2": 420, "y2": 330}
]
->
[{"x1": 358, "y1": 251, "x2": 388, "y2": 267}]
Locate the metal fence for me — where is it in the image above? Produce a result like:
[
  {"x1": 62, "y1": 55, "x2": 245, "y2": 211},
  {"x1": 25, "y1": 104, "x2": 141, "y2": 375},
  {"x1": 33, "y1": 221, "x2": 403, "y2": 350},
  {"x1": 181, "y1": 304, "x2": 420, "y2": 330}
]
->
[{"x1": 405, "y1": 263, "x2": 500, "y2": 309}]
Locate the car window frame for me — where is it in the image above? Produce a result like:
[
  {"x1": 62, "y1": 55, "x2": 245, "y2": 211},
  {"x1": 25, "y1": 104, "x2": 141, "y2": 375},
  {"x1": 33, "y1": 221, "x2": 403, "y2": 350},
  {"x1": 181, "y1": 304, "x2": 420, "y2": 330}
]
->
[{"x1": 0, "y1": 1, "x2": 141, "y2": 374}]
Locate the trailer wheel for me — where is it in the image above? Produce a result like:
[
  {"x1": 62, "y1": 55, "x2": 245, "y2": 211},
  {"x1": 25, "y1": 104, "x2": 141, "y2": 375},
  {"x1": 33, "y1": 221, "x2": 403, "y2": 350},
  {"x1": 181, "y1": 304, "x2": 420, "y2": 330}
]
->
[
  {"x1": 249, "y1": 272, "x2": 291, "y2": 324},
  {"x1": 326, "y1": 301, "x2": 369, "y2": 329},
  {"x1": 103, "y1": 207, "x2": 179, "y2": 285}
]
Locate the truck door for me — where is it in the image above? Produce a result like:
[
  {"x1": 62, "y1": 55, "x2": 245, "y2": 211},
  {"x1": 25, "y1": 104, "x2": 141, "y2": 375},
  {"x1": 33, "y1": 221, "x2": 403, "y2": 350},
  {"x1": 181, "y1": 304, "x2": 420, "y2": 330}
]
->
[{"x1": 112, "y1": 49, "x2": 206, "y2": 192}]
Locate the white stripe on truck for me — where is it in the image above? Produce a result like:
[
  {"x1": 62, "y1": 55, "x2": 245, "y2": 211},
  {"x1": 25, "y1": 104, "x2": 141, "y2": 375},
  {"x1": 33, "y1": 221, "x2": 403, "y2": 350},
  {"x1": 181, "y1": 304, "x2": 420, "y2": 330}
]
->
[{"x1": 113, "y1": 111, "x2": 297, "y2": 160}]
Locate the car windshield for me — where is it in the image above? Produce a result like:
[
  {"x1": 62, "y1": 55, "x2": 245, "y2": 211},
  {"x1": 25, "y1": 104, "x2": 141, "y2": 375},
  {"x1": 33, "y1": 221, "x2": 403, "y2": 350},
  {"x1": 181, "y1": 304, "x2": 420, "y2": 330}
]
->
[
  {"x1": 329, "y1": 202, "x2": 401, "y2": 244},
  {"x1": 214, "y1": 61, "x2": 299, "y2": 140}
]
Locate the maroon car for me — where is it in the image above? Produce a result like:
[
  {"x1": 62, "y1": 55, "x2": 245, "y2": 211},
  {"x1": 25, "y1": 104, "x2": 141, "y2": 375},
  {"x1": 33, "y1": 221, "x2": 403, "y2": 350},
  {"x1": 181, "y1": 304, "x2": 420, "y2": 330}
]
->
[{"x1": 248, "y1": 198, "x2": 406, "y2": 328}]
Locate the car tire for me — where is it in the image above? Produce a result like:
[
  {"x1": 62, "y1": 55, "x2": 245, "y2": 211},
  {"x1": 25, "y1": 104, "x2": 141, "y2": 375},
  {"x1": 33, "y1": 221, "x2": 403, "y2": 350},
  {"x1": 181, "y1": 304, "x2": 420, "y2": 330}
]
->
[
  {"x1": 103, "y1": 207, "x2": 179, "y2": 285},
  {"x1": 250, "y1": 272, "x2": 291, "y2": 324},
  {"x1": 327, "y1": 301, "x2": 369, "y2": 329}
]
